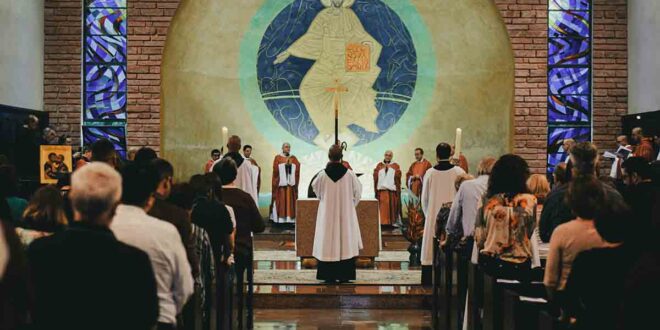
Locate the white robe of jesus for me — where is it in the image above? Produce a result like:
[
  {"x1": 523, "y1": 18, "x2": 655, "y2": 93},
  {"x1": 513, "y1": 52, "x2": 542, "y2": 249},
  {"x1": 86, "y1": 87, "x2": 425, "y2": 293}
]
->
[
  {"x1": 420, "y1": 166, "x2": 466, "y2": 266},
  {"x1": 312, "y1": 168, "x2": 363, "y2": 262}
]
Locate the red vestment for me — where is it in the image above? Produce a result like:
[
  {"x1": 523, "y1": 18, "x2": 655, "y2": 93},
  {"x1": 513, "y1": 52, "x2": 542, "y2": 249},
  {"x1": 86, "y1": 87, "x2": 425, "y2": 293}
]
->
[
  {"x1": 405, "y1": 159, "x2": 432, "y2": 197},
  {"x1": 270, "y1": 154, "x2": 300, "y2": 223},
  {"x1": 373, "y1": 162, "x2": 402, "y2": 225},
  {"x1": 633, "y1": 138, "x2": 655, "y2": 162}
]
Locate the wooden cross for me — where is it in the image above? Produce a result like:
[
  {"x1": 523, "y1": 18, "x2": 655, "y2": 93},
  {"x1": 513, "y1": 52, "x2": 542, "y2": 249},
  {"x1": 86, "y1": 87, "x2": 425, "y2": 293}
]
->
[{"x1": 325, "y1": 79, "x2": 349, "y2": 145}]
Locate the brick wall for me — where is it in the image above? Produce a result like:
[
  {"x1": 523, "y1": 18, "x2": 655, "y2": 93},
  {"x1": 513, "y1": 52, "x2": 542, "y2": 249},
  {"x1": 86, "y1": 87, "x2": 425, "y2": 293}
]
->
[{"x1": 43, "y1": 0, "x2": 627, "y2": 173}]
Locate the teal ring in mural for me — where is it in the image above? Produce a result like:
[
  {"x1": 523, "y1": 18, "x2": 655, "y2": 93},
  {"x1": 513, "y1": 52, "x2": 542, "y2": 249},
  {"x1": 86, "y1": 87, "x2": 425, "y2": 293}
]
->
[{"x1": 239, "y1": 0, "x2": 436, "y2": 158}]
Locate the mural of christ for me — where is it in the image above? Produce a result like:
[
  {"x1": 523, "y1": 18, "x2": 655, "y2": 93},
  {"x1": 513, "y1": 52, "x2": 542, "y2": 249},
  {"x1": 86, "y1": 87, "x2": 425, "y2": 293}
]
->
[{"x1": 273, "y1": 0, "x2": 382, "y2": 147}]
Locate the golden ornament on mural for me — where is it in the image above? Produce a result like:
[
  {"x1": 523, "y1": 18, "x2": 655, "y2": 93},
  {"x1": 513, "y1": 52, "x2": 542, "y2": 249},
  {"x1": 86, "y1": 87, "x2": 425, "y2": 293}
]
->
[{"x1": 345, "y1": 43, "x2": 371, "y2": 72}]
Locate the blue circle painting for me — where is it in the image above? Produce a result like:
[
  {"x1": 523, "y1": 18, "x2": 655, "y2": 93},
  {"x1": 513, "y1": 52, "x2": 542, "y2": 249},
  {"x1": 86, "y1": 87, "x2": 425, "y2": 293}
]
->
[{"x1": 257, "y1": 0, "x2": 417, "y2": 146}]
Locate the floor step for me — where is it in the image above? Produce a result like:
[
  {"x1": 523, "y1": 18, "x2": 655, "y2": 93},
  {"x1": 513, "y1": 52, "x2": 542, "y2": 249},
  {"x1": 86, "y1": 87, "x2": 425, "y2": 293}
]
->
[{"x1": 253, "y1": 284, "x2": 432, "y2": 309}]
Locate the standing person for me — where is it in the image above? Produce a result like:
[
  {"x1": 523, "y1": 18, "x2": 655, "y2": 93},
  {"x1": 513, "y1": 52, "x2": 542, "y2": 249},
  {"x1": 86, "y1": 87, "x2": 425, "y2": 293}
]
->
[
  {"x1": 562, "y1": 138, "x2": 576, "y2": 181},
  {"x1": 111, "y1": 162, "x2": 194, "y2": 329},
  {"x1": 445, "y1": 157, "x2": 496, "y2": 246},
  {"x1": 270, "y1": 143, "x2": 300, "y2": 224},
  {"x1": 28, "y1": 162, "x2": 158, "y2": 330},
  {"x1": 374, "y1": 150, "x2": 402, "y2": 227},
  {"x1": 420, "y1": 143, "x2": 466, "y2": 284},
  {"x1": 406, "y1": 148, "x2": 432, "y2": 198},
  {"x1": 75, "y1": 145, "x2": 92, "y2": 170},
  {"x1": 621, "y1": 157, "x2": 659, "y2": 248},
  {"x1": 609, "y1": 135, "x2": 631, "y2": 182},
  {"x1": 474, "y1": 154, "x2": 537, "y2": 281},
  {"x1": 243, "y1": 145, "x2": 261, "y2": 193},
  {"x1": 222, "y1": 135, "x2": 259, "y2": 205},
  {"x1": 215, "y1": 158, "x2": 265, "y2": 328},
  {"x1": 91, "y1": 138, "x2": 120, "y2": 169},
  {"x1": 312, "y1": 145, "x2": 363, "y2": 283},
  {"x1": 148, "y1": 158, "x2": 199, "y2": 279},
  {"x1": 631, "y1": 127, "x2": 655, "y2": 161},
  {"x1": 451, "y1": 145, "x2": 469, "y2": 173},
  {"x1": 204, "y1": 149, "x2": 221, "y2": 173}
]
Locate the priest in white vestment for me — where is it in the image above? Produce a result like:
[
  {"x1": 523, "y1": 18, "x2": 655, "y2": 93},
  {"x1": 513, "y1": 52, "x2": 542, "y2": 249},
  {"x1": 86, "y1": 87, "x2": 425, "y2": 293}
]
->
[
  {"x1": 216, "y1": 135, "x2": 259, "y2": 205},
  {"x1": 420, "y1": 143, "x2": 466, "y2": 285},
  {"x1": 312, "y1": 145, "x2": 363, "y2": 283}
]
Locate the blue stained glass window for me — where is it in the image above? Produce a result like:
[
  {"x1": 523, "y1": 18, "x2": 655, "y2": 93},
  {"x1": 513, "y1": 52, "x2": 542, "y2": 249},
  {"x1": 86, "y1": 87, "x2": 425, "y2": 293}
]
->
[
  {"x1": 83, "y1": 0, "x2": 127, "y2": 157},
  {"x1": 547, "y1": 0, "x2": 592, "y2": 174}
]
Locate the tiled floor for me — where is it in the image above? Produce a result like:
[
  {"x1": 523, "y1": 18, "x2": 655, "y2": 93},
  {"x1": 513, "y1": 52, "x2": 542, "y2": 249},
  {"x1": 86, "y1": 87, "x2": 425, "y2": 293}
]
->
[{"x1": 254, "y1": 309, "x2": 432, "y2": 329}]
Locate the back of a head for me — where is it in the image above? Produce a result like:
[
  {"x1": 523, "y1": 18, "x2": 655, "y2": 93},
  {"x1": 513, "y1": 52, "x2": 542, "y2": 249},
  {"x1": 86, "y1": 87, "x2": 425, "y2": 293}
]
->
[
  {"x1": 151, "y1": 158, "x2": 174, "y2": 183},
  {"x1": 527, "y1": 174, "x2": 551, "y2": 201},
  {"x1": 622, "y1": 157, "x2": 652, "y2": 180},
  {"x1": 227, "y1": 135, "x2": 241, "y2": 152},
  {"x1": 189, "y1": 174, "x2": 210, "y2": 197},
  {"x1": 436, "y1": 143, "x2": 451, "y2": 160},
  {"x1": 553, "y1": 163, "x2": 569, "y2": 185},
  {"x1": 594, "y1": 194, "x2": 630, "y2": 244},
  {"x1": 570, "y1": 142, "x2": 598, "y2": 176},
  {"x1": 567, "y1": 175, "x2": 605, "y2": 220},
  {"x1": 213, "y1": 158, "x2": 238, "y2": 185},
  {"x1": 487, "y1": 154, "x2": 530, "y2": 197},
  {"x1": 120, "y1": 162, "x2": 160, "y2": 207},
  {"x1": 23, "y1": 185, "x2": 68, "y2": 229},
  {"x1": 204, "y1": 172, "x2": 224, "y2": 201},
  {"x1": 70, "y1": 162, "x2": 122, "y2": 223},
  {"x1": 133, "y1": 147, "x2": 158, "y2": 165},
  {"x1": 476, "y1": 157, "x2": 496, "y2": 176},
  {"x1": 91, "y1": 139, "x2": 116, "y2": 163},
  {"x1": 169, "y1": 183, "x2": 195, "y2": 211},
  {"x1": 328, "y1": 144, "x2": 343, "y2": 162}
]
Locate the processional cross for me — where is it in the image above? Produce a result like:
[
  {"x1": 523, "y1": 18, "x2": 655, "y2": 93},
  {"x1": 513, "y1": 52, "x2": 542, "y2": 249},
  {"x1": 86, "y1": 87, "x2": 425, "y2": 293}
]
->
[{"x1": 325, "y1": 79, "x2": 349, "y2": 146}]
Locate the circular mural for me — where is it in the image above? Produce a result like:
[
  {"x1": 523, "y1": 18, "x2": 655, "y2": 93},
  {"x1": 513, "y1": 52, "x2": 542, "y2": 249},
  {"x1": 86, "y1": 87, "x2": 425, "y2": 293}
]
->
[{"x1": 256, "y1": 0, "x2": 417, "y2": 147}]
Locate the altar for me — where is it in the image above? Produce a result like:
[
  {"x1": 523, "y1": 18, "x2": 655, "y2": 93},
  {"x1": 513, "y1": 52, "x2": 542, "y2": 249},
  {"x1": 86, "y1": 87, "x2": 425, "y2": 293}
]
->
[{"x1": 295, "y1": 198, "x2": 381, "y2": 258}]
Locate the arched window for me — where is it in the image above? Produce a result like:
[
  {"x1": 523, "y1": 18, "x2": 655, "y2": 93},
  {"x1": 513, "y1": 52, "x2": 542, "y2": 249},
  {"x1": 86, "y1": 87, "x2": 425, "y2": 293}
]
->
[
  {"x1": 547, "y1": 0, "x2": 592, "y2": 173},
  {"x1": 82, "y1": 0, "x2": 128, "y2": 158}
]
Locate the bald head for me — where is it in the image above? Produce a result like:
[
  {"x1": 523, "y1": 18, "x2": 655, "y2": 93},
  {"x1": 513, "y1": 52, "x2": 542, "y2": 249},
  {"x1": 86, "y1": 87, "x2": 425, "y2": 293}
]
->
[
  {"x1": 384, "y1": 150, "x2": 393, "y2": 163},
  {"x1": 329, "y1": 144, "x2": 343, "y2": 162},
  {"x1": 616, "y1": 135, "x2": 628, "y2": 147},
  {"x1": 282, "y1": 142, "x2": 291, "y2": 155},
  {"x1": 70, "y1": 162, "x2": 122, "y2": 226},
  {"x1": 227, "y1": 135, "x2": 241, "y2": 152}
]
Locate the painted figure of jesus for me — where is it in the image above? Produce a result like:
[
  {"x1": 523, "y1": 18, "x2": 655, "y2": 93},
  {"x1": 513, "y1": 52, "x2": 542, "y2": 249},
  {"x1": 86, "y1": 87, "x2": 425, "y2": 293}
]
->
[{"x1": 274, "y1": 0, "x2": 382, "y2": 147}]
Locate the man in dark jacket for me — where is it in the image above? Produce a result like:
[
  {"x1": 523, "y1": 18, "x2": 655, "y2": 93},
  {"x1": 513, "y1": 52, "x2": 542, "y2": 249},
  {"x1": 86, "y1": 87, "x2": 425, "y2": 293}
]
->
[{"x1": 28, "y1": 162, "x2": 158, "y2": 330}]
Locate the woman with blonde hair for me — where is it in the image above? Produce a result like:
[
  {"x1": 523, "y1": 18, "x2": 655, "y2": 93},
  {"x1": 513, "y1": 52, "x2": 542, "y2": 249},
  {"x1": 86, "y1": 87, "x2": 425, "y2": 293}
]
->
[{"x1": 527, "y1": 174, "x2": 551, "y2": 205}]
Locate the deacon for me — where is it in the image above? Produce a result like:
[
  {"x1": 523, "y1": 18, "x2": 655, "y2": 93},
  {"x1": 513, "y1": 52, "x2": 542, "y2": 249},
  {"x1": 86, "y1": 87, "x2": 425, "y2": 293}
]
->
[
  {"x1": 312, "y1": 145, "x2": 363, "y2": 283},
  {"x1": 243, "y1": 145, "x2": 261, "y2": 193},
  {"x1": 373, "y1": 150, "x2": 402, "y2": 226},
  {"x1": 406, "y1": 148, "x2": 432, "y2": 197},
  {"x1": 221, "y1": 135, "x2": 259, "y2": 205},
  {"x1": 270, "y1": 143, "x2": 300, "y2": 224}
]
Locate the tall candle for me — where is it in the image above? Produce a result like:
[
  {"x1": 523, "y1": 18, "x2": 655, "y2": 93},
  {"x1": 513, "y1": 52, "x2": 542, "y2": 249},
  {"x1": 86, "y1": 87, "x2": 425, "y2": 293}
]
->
[
  {"x1": 221, "y1": 127, "x2": 229, "y2": 148},
  {"x1": 454, "y1": 128, "x2": 462, "y2": 159}
]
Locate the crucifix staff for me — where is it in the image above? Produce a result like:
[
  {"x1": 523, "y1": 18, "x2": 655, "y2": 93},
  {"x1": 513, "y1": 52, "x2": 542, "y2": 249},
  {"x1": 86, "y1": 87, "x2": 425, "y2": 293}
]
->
[{"x1": 325, "y1": 79, "x2": 349, "y2": 146}]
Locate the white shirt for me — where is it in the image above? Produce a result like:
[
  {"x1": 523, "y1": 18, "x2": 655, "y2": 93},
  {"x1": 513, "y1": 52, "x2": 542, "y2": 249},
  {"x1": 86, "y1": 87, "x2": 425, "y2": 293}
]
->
[
  {"x1": 377, "y1": 164, "x2": 397, "y2": 191},
  {"x1": 445, "y1": 174, "x2": 489, "y2": 238},
  {"x1": 111, "y1": 204, "x2": 194, "y2": 325},
  {"x1": 277, "y1": 163, "x2": 297, "y2": 186}
]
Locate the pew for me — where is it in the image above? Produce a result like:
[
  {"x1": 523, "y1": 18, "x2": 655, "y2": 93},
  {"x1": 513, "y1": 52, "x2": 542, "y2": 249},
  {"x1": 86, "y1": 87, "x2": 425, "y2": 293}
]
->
[
  {"x1": 467, "y1": 261, "x2": 483, "y2": 330},
  {"x1": 538, "y1": 310, "x2": 567, "y2": 330},
  {"x1": 501, "y1": 288, "x2": 547, "y2": 330}
]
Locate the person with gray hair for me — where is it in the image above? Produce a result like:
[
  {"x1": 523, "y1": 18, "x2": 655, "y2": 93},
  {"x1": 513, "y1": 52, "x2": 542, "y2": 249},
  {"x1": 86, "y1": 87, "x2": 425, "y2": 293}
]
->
[{"x1": 27, "y1": 162, "x2": 159, "y2": 329}]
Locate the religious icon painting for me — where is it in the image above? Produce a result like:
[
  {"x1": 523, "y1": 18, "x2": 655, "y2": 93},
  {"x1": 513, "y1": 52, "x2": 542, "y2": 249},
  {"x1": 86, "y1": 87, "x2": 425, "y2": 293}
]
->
[{"x1": 40, "y1": 145, "x2": 73, "y2": 185}]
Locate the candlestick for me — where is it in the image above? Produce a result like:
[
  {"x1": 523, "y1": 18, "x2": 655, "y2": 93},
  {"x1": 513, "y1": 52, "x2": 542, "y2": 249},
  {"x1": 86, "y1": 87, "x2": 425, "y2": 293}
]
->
[
  {"x1": 454, "y1": 128, "x2": 462, "y2": 160},
  {"x1": 222, "y1": 127, "x2": 228, "y2": 149}
]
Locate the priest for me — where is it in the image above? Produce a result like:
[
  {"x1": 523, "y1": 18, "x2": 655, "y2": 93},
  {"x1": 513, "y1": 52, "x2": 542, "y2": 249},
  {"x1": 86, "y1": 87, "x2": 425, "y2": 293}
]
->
[
  {"x1": 270, "y1": 143, "x2": 300, "y2": 224},
  {"x1": 373, "y1": 150, "x2": 402, "y2": 226},
  {"x1": 312, "y1": 144, "x2": 363, "y2": 283},
  {"x1": 406, "y1": 148, "x2": 432, "y2": 197},
  {"x1": 219, "y1": 135, "x2": 259, "y2": 205},
  {"x1": 243, "y1": 144, "x2": 261, "y2": 193}
]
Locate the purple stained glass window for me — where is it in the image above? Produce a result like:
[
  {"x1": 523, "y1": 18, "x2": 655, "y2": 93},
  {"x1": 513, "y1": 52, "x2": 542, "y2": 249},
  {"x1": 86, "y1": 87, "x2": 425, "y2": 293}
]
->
[
  {"x1": 548, "y1": 37, "x2": 590, "y2": 66},
  {"x1": 547, "y1": 1, "x2": 591, "y2": 174},
  {"x1": 87, "y1": 0, "x2": 126, "y2": 8},
  {"x1": 547, "y1": 126, "x2": 591, "y2": 172},
  {"x1": 83, "y1": 126, "x2": 127, "y2": 159},
  {"x1": 549, "y1": 10, "x2": 590, "y2": 38},
  {"x1": 86, "y1": 8, "x2": 126, "y2": 35},
  {"x1": 548, "y1": 95, "x2": 590, "y2": 123},
  {"x1": 85, "y1": 92, "x2": 126, "y2": 120},
  {"x1": 83, "y1": 0, "x2": 127, "y2": 157},
  {"x1": 549, "y1": 0, "x2": 590, "y2": 11},
  {"x1": 85, "y1": 35, "x2": 126, "y2": 63},
  {"x1": 548, "y1": 67, "x2": 589, "y2": 95}
]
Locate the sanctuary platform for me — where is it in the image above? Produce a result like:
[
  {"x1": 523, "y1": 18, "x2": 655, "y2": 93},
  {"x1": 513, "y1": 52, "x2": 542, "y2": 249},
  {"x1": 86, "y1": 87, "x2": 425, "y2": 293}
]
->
[{"x1": 252, "y1": 223, "x2": 433, "y2": 328}]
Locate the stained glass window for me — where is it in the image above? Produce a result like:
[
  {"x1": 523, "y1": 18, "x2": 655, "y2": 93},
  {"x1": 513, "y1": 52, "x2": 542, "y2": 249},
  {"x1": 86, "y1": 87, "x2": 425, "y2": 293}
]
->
[
  {"x1": 83, "y1": 0, "x2": 127, "y2": 156},
  {"x1": 547, "y1": 0, "x2": 592, "y2": 173}
]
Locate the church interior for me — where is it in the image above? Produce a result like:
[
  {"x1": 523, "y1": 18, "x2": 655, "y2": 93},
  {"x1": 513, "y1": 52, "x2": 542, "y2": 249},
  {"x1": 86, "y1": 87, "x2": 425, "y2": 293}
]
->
[{"x1": 1, "y1": 0, "x2": 659, "y2": 329}]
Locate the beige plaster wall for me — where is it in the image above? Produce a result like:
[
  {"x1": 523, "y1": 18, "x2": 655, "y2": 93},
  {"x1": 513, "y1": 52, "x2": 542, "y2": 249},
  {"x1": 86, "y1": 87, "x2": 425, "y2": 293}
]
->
[{"x1": 162, "y1": 0, "x2": 514, "y2": 192}]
